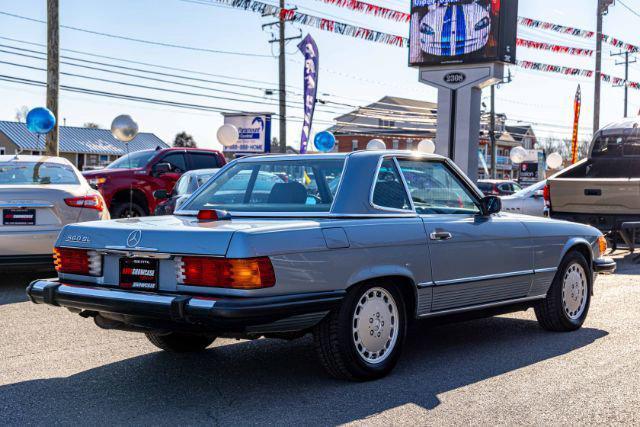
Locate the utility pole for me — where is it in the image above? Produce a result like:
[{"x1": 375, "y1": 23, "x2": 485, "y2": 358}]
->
[
  {"x1": 489, "y1": 85, "x2": 497, "y2": 179},
  {"x1": 46, "y1": 0, "x2": 59, "y2": 156},
  {"x1": 594, "y1": 0, "x2": 614, "y2": 132},
  {"x1": 612, "y1": 50, "x2": 636, "y2": 117},
  {"x1": 263, "y1": 5, "x2": 300, "y2": 153},
  {"x1": 278, "y1": 0, "x2": 286, "y2": 153}
]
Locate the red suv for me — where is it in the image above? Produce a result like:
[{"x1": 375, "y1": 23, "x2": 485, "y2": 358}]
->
[{"x1": 83, "y1": 148, "x2": 226, "y2": 218}]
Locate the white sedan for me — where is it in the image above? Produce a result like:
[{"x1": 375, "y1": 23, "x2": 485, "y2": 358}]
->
[
  {"x1": 0, "y1": 155, "x2": 109, "y2": 270},
  {"x1": 501, "y1": 180, "x2": 546, "y2": 217}
]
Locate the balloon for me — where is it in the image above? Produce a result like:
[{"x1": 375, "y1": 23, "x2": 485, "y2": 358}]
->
[
  {"x1": 417, "y1": 139, "x2": 436, "y2": 154},
  {"x1": 313, "y1": 131, "x2": 336, "y2": 152},
  {"x1": 510, "y1": 146, "x2": 527, "y2": 164},
  {"x1": 366, "y1": 139, "x2": 386, "y2": 150},
  {"x1": 217, "y1": 124, "x2": 239, "y2": 147},
  {"x1": 547, "y1": 152, "x2": 563, "y2": 169},
  {"x1": 111, "y1": 115, "x2": 139, "y2": 143},
  {"x1": 26, "y1": 107, "x2": 56, "y2": 135}
]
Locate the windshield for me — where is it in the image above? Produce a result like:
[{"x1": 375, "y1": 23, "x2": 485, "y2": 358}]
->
[
  {"x1": 0, "y1": 162, "x2": 79, "y2": 185},
  {"x1": 512, "y1": 180, "x2": 545, "y2": 197},
  {"x1": 106, "y1": 150, "x2": 156, "y2": 169},
  {"x1": 183, "y1": 159, "x2": 346, "y2": 213}
]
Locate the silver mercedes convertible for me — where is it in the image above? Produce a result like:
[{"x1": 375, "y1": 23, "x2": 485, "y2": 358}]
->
[{"x1": 27, "y1": 151, "x2": 616, "y2": 380}]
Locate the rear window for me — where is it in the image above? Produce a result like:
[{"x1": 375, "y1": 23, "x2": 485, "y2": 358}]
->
[
  {"x1": 183, "y1": 159, "x2": 345, "y2": 213},
  {"x1": 0, "y1": 162, "x2": 79, "y2": 185},
  {"x1": 592, "y1": 134, "x2": 640, "y2": 157}
]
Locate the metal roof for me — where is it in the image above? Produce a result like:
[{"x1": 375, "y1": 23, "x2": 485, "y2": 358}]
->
[{"x1": 0, "y1": 121, "x2": 168, "y2": 155}]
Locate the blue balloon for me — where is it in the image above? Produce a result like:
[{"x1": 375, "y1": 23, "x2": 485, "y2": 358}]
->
[
  {"x1": 26, "y1": 107, "x2": 56, "y2": 135},
  {"x1": 314, "y1": 131, "x2": 336, "y2": 153}
]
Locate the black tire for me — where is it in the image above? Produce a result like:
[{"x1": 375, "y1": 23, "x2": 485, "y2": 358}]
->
[
  {"x1": 313, "y1": 281, "x2": 407, "y2": 381},
  {"x1": 535, "y1": 250, "x2": 592, "y2": 332},
  {"x1": 145, "y1": 332, "x2": 216, "y2": 353},
  {"x1": 111, "y1": 202, "x2": 146, "y2": 219}
]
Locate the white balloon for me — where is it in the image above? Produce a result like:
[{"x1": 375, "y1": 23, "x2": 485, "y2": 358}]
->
[
  {"x1": 417, "y1": 139, "x2": 436, "y2": 154},
  {"x1": 111, "y1": 115, "x2": 139, "y2": 143},
  {"x1": 510, "y1": 146, "x2": 527, "y2": 164},
  {"x1": 217, "y1": 124, "x2": 239, "y2": 147},
  {"x1": 547, "y1": 152, "x2": 564, "y2": 169},
  {"x1": 366, "y1": 139, "x2": 386, "y2": 150}
]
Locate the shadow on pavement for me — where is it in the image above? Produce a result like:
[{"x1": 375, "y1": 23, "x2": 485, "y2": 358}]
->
[
  {"x1": 0, "y1": 316, "x2": 607, "y2": 424},
  {"x1": 0, "y1": 272, "x2": 54, "y2": 306}
]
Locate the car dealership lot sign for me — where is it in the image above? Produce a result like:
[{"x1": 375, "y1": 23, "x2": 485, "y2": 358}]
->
[
  {"x1": 411, "y1": 0, "x2": 518, "y2": 182},
  {"x1": 221, "y1": 113, "x2": 272, "y2": 153},
  {"x1": 409, "y1": 0, "x2": 518, "y2": 67}
]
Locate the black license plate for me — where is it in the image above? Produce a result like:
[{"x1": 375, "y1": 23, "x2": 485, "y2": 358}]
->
[
  {"x1": 119, "y1": 258, "x2": 159, "y2": 291},
  {"x1": 3, "y1": 208, "x2": 36, "y2": 225}
]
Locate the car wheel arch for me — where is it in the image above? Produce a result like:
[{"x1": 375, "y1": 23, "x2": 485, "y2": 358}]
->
[
  {"x1": 111, "y1": 188, "x2": 149, "y2": 215},
  {"x1": 345, "y1": 273, "x2": 417, "y2": 319},
  {"x1": 560, "y1": 238, "x2": 594, "y2": 267}
]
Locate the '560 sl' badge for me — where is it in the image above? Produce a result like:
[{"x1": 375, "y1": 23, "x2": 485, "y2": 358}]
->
[
  {"x1": 126, "y1": 230, "x2": 142, "y2": 248},
  {"x1": 65, "y1": 235, "x2": 90, "y2": 243}
]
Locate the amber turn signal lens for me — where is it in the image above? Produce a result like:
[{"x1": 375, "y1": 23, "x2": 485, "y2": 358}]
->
[{"x1": 598, "y1": 236, "x2": 608, "y2": 256}]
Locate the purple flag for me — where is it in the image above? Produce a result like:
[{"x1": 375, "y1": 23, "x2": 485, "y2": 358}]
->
[{"x1": 297, "y1": 34, "x2": 319, "y2": 154}]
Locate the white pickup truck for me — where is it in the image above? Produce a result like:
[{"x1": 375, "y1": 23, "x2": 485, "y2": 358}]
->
[{"x1": 546, "y1": 119, "x2": 640, "y2": 234}]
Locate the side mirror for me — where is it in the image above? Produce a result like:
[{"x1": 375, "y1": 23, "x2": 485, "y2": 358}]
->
[
  {"x1": 153, "y1": 162, "x2": 172, "y2": 176},
  {"x1": 153, "y1": 189, "x2": 169, "y2": 199},
  {"x1": 533, "y1": 189, "x2": 544, "y2": 198},
  {"x1": 480, "y1": 195, "x2": 501, "y2": 216}
]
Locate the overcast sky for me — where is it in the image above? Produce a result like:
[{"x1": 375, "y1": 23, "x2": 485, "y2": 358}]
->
[{"x1": 0, "y1": 0, "x2": 638, "y2": 150}]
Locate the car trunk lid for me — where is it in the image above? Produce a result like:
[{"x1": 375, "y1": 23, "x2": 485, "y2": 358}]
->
[{"x1": 0, "y1": 185, "x2": 85, "y2": 231}]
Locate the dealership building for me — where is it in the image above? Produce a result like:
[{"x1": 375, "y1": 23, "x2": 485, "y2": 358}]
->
[{"x1": 0, "y1": 121, "x2": 168, "y2": 170}]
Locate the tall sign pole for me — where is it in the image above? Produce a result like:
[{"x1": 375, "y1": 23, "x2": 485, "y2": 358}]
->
[
  {"x1": 278, "y1": 0, "x2": 287, "y2": 153},
  {"x1": 46, "y1": 0, "x2": 60, "y2": 156},
  {"x1": 594, "y1": 0, "x2": 614, "y2": 132}
]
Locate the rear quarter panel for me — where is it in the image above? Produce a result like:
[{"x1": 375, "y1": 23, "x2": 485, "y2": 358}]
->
[{"x1": 227, "y1": 218, "x2": 431, "y2": 296}]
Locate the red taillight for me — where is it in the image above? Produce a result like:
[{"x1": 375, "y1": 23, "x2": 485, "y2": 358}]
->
[
  {"x1": 197, "y1": 209, "x2": 231, "y2": 222},
  {"x1": 65, "y1": 195, "x2": 104, "y2": 211},
  {"x1": 543, "y1": 184, "x2": 551, "y2": 207},
  {"x1": 176, "y1": 256, "x2": 276, "y2": 289},
  {"x1": 53, "y1": 247, "x2": 102, "y2": 276}
]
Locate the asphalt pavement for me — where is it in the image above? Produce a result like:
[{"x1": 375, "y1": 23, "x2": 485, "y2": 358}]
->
[{"x1": 1, "y1": 256, "x2": 639, "y2": 425}]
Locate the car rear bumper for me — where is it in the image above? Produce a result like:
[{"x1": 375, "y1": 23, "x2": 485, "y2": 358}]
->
[
  {"x1": 27, "y1": 279, "x2": 344, "y2": 333},
  {"x1": 0, "y1": 255, "x2": 53, "y2": 269},
  {"x1": 593, "y1": 257, "x2": 617, "y2": 274},
  {"x1": 550, "y1": 211, "x2": 640, "y2": 233},
  {"x1": 0, "y1": 229, "x2": 60, "y2": 257}
]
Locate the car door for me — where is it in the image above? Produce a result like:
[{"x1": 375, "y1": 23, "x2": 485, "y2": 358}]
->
[
  {"x1": 155, "y1": 151, "x2": 187, "y2": 193},
  {"x1": 395, "y1": 158, "x2": 534, "y2": 313}
]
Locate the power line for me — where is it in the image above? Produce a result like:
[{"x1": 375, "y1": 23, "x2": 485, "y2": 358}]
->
[
  {"x1": 0, "y1": 10, "x2": 273, "y2": 58},
  {"x1": 618, "y1": 0, "x2": 640, "y2": 18}
]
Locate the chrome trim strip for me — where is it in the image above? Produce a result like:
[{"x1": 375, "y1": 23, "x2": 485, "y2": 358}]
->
[
  {"x1": 417, "y1": 281, "x2": 435, "y2": 288},
  {"x1": 418, "y1": 295, "x2": 546, "y2": 318},
  {"x1": 175, "y1": 211, "x2": 417, "y2": 218},
  {"x1": 435, "y1": 270, "x2": 535, "y2": 286},
  {"x1": 535, "y1": 267, "x2": 558, "y2": 274},
  {"x1": 0, "y1": 202, "x2": 54, "y2": 208}
]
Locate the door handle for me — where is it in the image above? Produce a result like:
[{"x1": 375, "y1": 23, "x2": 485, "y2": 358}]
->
[{"x1": 430, "y1": 231, "x2": 453, "y2": 241}]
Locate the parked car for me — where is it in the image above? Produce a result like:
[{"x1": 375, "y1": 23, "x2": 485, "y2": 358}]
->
[
  {"x1": 154, "y1": 168, "x2": 219, "y2": 215},
  {"x1": 83, "y1": 147, "x2": 226, "y2": 219},
  {"x1": 501, "y1": 180, "x2": 546, "y2": 217},
  {"x1": 477, "y1": 179, "x2": 522, "y2": 196},
  {"x1": 0, "y1": 155, "x2": 109, "y2": 270},
  {"x1": 546, "y1": 119, "x2": 640, "y2": 234},
  {"x1": 28, "y1": 151, "x2": 615, "y2": 381}
]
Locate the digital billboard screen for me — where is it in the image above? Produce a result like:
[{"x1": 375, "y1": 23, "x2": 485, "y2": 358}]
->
[{"x1": 409, "y1": 0, "x2": 518, "y2": 67}]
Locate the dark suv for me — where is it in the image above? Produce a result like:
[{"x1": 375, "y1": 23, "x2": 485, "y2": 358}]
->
[{"x1": 83, "y1": 148, "x2": 226, "y2": 218}]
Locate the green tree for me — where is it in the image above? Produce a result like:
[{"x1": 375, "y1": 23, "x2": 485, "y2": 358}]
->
[{"x1": 173, "y1": 132, "x2": 197, "y2": 148}]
